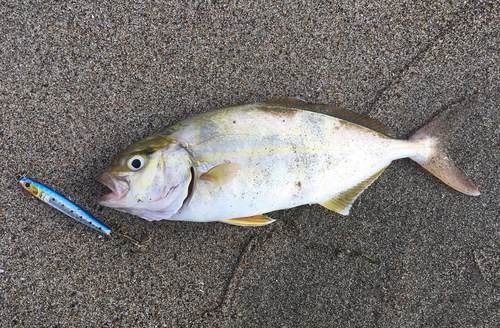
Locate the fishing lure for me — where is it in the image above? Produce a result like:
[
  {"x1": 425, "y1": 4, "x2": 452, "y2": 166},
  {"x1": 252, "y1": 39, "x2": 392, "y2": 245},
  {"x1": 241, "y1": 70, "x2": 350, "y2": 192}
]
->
[{"x1": 19, "y1": 177, "x2": 112, "y2": 235}]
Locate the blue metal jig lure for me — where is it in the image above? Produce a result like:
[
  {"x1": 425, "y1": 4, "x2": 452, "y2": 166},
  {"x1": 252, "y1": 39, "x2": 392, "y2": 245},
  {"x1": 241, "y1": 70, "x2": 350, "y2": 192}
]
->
[{"x1": 19, "y1": 177, "x2": 112, "y2": 235}]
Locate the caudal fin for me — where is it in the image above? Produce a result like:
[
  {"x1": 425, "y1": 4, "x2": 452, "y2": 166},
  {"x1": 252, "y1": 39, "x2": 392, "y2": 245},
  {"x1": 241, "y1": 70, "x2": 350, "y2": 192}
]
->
[{"x1": 409, "y1": 99, "x2": 480, "y2": 196}]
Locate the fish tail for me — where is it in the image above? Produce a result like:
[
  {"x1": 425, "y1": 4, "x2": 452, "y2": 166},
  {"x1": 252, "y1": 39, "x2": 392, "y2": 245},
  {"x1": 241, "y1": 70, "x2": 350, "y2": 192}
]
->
[{"x1": 408, "y1": 98, "x2": 480, "y2": 196}]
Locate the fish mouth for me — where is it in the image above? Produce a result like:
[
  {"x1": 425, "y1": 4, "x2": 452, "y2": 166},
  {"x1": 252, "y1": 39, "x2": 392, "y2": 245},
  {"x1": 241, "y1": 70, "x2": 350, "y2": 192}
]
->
[{"x1": 98, "y1": 173, "x2": 130, "y2": 204}]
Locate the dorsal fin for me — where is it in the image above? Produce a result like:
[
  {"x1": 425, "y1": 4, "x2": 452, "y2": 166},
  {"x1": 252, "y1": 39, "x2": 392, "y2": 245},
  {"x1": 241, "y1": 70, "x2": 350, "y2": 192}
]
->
[
  {"x1": 261, "y1": 98, "x2": 396, "y2": 138},
  {"x1": 321, "y1": 166, "x2": 388, "y2": 215},
  {"x1": 262, "y1": 98, "x2": 308, "y2": 107}
]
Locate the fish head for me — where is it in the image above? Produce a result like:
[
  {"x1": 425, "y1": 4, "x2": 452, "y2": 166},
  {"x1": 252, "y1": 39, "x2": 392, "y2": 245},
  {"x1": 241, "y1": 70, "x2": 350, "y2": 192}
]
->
[{"x1": 98, "y1": 134, "x2": 193, "y2": 221}]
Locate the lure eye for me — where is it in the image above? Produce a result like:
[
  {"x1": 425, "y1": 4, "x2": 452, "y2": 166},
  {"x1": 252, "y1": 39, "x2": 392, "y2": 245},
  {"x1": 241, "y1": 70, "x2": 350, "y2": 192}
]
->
[
  {"x1": 127, "y1": 155, "x2": 146, "y2": 171},
  {"x1": 25, "y1": 182, "x2": 31, "y2": 188}
]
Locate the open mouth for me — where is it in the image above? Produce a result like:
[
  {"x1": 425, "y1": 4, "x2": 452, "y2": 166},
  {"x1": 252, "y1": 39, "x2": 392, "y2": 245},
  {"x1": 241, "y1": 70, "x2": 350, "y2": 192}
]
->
[{"x1": 98, "y1": 173, "x2": 130, "y2": 203}]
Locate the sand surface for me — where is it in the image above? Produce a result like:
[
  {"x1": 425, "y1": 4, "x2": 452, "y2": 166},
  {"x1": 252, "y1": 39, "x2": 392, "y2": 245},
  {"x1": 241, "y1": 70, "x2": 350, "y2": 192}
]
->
[{"x1": 1, "y1": 1, "x2": 499, "y2": 327}]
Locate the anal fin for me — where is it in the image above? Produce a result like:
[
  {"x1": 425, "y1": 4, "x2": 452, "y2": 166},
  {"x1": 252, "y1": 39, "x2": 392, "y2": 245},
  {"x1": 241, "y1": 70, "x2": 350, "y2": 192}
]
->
[
  {"x1": 220, "y1": 215, "x2": 275, "y2": 227},
  {"x1": 321, "y1": 166, "x2": 388, "y2": 215}
]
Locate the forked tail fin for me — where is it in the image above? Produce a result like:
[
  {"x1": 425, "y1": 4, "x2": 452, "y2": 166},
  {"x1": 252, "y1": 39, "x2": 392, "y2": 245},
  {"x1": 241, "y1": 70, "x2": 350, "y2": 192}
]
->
[{"x1": 409, "y1": 99, "x2": 480, "y2": 196}]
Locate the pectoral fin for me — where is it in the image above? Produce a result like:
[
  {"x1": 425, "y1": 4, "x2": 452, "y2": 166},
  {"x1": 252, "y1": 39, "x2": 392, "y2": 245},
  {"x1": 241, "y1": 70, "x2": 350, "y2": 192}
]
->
[
  {"x1": 220, "y1": 215, "x2": 275, "y2": 227},
  {"x1": 321, "y1": 166, "x2": 388, "y2": 215},
  {"x1": 200, "y1": 163, "x2": 241, "y2": 188}
]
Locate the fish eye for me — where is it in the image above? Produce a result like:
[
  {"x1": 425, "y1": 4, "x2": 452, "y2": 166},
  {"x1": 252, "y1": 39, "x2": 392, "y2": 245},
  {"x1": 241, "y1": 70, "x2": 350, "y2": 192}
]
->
[
  {"x1": 127, "y1": 155, "x2": 146, "y2": 171},
  {"x1": 25, "y1": 182, "x2": 31, "y2": 188}
]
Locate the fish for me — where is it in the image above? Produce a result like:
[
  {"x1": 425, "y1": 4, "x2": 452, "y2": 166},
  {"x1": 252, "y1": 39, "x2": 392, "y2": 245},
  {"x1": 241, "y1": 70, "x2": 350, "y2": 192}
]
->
[
  {"x1": 98, "y1": 98, "x2": 480, "y2": 226},
  {"x1": 20, "y1": 177, "x2": 112, "y2": 235}
]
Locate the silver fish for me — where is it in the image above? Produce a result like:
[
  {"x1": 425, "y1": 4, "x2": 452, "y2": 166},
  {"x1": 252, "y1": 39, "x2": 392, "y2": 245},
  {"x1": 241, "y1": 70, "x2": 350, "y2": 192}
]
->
[{"x1": 98, "y1": 98, "x2": 480, "y2": 226}]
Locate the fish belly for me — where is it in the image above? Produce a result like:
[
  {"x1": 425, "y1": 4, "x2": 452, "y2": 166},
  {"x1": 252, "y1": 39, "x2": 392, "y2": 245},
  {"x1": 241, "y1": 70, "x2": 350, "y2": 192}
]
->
[{"x1": 169, "y1": 106, "x2": 416, "y2": 222}]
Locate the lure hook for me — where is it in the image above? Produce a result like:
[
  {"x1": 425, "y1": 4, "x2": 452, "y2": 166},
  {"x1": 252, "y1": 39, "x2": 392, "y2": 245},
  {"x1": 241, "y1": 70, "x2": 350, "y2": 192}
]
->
[{"x1": 15, "y1": 173, "x2": 27, "y2": 181}]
